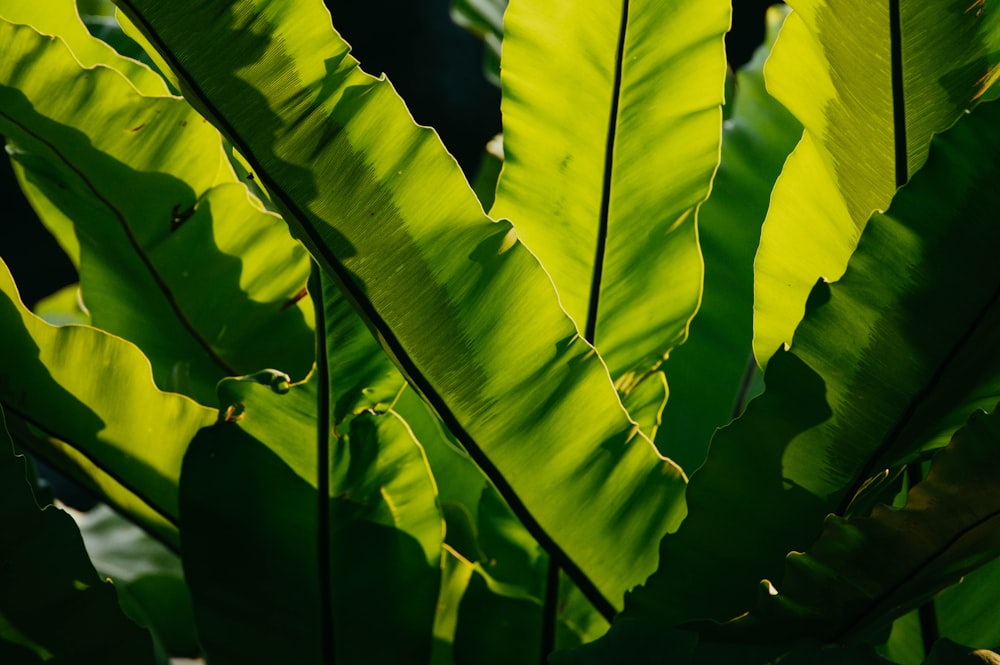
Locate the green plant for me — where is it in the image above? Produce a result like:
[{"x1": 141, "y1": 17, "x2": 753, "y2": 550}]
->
[{"x1": 1, "y1": 0, "x2": 1000, "y2": 663}]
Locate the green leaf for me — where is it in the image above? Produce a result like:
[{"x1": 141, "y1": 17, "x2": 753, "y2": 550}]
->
[
  {"x1": 181, "y1": 377, "x2": 443, "y2": 664},
  {"x1": 452, "y1": 485, "x2": 610, "y2": 662},
  {"x1": 0, "y1": 19, "x2": 314, "y2": 406},
  {"x1": 430, "y1": 547, "x2": 475, "y2": 664},
  {"x1": 0, "y1": 256, "x2": 215, "y2": 545},
  {"x1": 454, "y1": 568, "x2": 544, "y2": 665},
  {"x1": 881, "y1": 611, "x2": 926, "y2": 665},
  {"x1": 701, "y1": 404, "x2": 1000, "y2": 646},
  {"x1": 33, "y1": 283, "x2": 90, "y2": 327},
  {"x1": 115, "y1": 0, "x2": 688, "y2": 612},
  {"x1": 752, "y1": 0, "x2": 1000, "y2": 364},
  {"x1": 72, "y1": 505, "x2": 198, "y2": 656},
  {"x1": 0, "y1": 409, "x2": 157, "y2": 664},
  {"x1": 657, "y1": 5, "x2": 801, "y2": 472},
  {"x1": 490, "y1": 0, "x2": 730, "y2": 388},
  {"x1": 180, "y1": 264, "x2": 444, "y2": 664},
  {"x1": 0, "y1": 0, "x2": 167, "y2": 96},
  {"x1": 936, "y1": 554, "x2": 1000, "y2": 650},
  {"x1": 776, "y1": 644, "x2": 899, "y2": 665},
  {"x1": 607, "y1": 95, "x2": 1000, "y2": 634}
]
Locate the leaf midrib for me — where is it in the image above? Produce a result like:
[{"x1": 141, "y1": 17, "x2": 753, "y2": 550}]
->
[
  {"x1": 831, "y1": 503, "x2": 1000, "y2": 642},
  {"x1": 0, "y1": 399, "x2": 179, "y2": 536},
  {"x1": 0, "y1": 108, "x2": 238, "y2": 378},
  {"x1": 890, "y1": 0, "x2": 908, "y2": 187},
  {"x1": 114, "y1": 1, "x2": 619, "y2": 620},
  {"x1": 584, "y1": 0, "x2": 631, "y2": 346},
  {"x1": 836, "y1": 280, "x2": 1000, "y2": 515}
]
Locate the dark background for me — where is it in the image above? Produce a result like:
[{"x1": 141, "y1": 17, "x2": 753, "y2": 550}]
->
[{"x1": 1, "y1": 0, "x2": 778, "y2": 310}]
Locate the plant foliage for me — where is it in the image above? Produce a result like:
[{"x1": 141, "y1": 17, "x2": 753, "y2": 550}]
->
[{"x1": 1, "y1": 0, "x2": 1000, "y2": 663}]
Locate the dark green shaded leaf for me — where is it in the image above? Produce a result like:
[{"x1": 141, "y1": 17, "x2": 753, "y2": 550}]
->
[
  {"x1": 0, "y1": 409, "x2": 156, "y2": 664},
  {"x1": 936, "y1": 555, "x2": 1000, "y2": 651},
  {"x1": 923, "y1": 639, "x2": 1000, "y2": 665},
  {"x1": 74, "y1": 505, "x2": 197, "y2": 656},
  {"x1": 608, "y1": 96, "x2": 1000, "y2": 635},
  {"x1": 703, "y1": 405, "x2": 1000, "y2": 645},
  {"x1": 181, "y1": 385, "x2": 443, "y2": 665}
]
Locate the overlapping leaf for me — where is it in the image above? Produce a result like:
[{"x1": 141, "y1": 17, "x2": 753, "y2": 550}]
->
[
  {"x1": 0, "y1": 410, "x2": 156, "y2": 664},
  {"x1": 72, "y1": 505, "x2": 198, "y2": 657},
  {"x1": 0, "y1": 18, "x2": 313, "y2": 406},
  {"x1": 0, "y1": 0, "x2": 166, "y2": 96},
  {"x1": 594, "y1": 95, "x2": 1000, "y2": 643},
  {"x1": 115, "y1": 0, "x2": 688, "y2": 612},
  {"x1": 703, "y1": 404, "x2": 1000, "y2": 646},
  {"x1": 490, "y1": 0, "x2": 730, "y2": 405},
  {"x1": 180, "y1": 268, "x2": 444, "y2": 664},
  {"x1": 0, "y1": 257, "x2": 215, "y2": 545},
  {"x1": 657, "y1": 6, "x2": 800, "y2": 471},
  {"x1": 452, "y1": 485, "x2": 609, "y2": 663},
  {"x1": 752, "y1": 0, "x2": 1000, "y2": 364}
]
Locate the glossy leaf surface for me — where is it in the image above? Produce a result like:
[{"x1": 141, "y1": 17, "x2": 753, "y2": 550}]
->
[
  {"x1": 0, "y1": 0, "x2": 166, "y2": 95},
  {"x1": 116, "y1": 0, "x2": 688, "y2": 612},
  {"x1": 753, "y1": 0, "x2": 1000, "y2": 364},
  {"x1": 657, "y1": 6, "x2": 800, "y2": 471},
  {"x1": 0, "y1": 257, "x2": 215, "y2": 545},
  {"x1": 491, "y1": 0, "x2": 729, "y2": 386}
]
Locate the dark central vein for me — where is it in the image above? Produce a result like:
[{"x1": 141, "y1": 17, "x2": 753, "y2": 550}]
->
[
  {"x1": 0, "y1": 110, "x2": 238, "y2": 378},
  {"x1": 837, "y1": 278, "x2": 1000, "y2": 516},
  {"x1": 114, "y1": 1, "x2": 618, "y2": 622},
  {"x1": 889, "y1": 0, "x2": 908, "y2": 187},
  {"x1": 0, "y1": 399, "x2": 178, "y2": 531},
  {"x1": 585, "y1": 0, "x2": 631, "y2": 345},
  {"x1": 831, "y1": 504, "x2": 1000, "y2": 643}
]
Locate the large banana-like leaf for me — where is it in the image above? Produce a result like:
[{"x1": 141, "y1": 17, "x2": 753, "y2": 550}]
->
[
  {"x1": 0, "y1": 18, "x2": 314, "y2": 406},
  {"x1": 0, "y1": 411, "x2": 156, "y2": 664},
  {"x1": 595, "y1": 95, "x2": 1000, "y2": 641},
  {"x1": 700, "y1": 404, "x2": 1000, "y2": 646},
  {"x1": 115, "y1": 0, "x2": 688, "y2": 613},
  {"x1": 0, "y1": 257, "x2": 215, "y2": 545},
  {"x1": 752, "y1": 0, "x2": 1000, "y2": 364},
  {"x1": 490, "y1": 0, "x2": 729, "y2": 390},
  {"x1": 657, "y1": 6, "x2": 801, "y2": 471}
]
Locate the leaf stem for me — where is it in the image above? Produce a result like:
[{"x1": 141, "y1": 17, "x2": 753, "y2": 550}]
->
[
  {"x1": 310, "y1": 263, "x2": 335, "y2": 664},
  {"x1": 540, "y1": 557, "x2": 559, "y2": 664}
]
